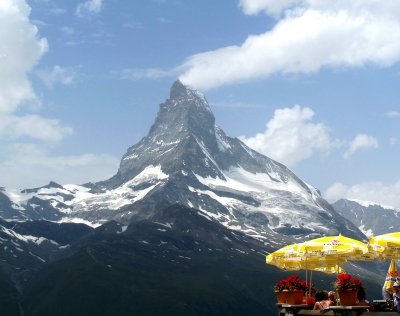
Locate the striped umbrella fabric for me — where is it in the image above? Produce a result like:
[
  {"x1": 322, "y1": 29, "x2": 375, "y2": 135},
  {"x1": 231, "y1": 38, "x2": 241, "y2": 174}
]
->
[
  {"x1": 368, "y1": 232, "x2": 400, "y2": 260},
  {"x1": 296, "y1": 234, "x2": 374, "y2": 262},
  {"x1": 313, "y1": 265, "x2": 346, "y2": 275},
  {"x1": 273, "y1": 257, "x2": 347, "y2": 272},
  {"x1": 383, "y1": 259, "x2": 400, "y2": 295},
  {"x1": 266, "y1": 244, "x2": 347, "y2": 273},
  {"x1": 265, "y1": 244, "x2": 299, "y2": 264}
]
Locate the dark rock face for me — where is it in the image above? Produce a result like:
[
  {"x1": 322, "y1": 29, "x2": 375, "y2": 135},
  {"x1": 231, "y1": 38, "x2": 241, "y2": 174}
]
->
[
  {"x1": 332, "y1": 198, "x2": 400, "y2": 237},
  {"x1": 0, "y1": 204, "x2": 382, "y2": 316},
  {"x1": 17, "y1": 205, "x2": 279, "y2": 316},
  {"x1": 0, "y1": 182, "x2": 73, "y2": 221},
  {"x1": 0, "y1": 218, "x2": 94, "y2": 303}
]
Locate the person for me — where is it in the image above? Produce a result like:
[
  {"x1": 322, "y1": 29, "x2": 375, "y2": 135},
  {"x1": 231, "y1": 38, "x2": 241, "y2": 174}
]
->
[
  {"x1": 383, "y1": 286, "x2": 392, "y2": 300},
  {"x1": 357, "y1": 289, "x2": 374, "y2": 310},
  {"x1": 313, "y1": 291, "x2": 334, "y2": 310},
  {"x1": 391, "y1": 282, "x2": 400, "y2": 312},
  {"x1": 328, "y1": 291, "x2": 336, "y2": 305}
]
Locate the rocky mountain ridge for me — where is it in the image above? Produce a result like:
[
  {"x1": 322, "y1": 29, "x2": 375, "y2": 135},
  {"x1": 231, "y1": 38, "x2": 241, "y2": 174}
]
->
[
  {"x1": 0, "y1": 80, "x2": 386, "y2": 315},
  {"x1": 332, "y1": 198, "x2": 400, "y2": 237},
  {"x1": 0, "y1": 80, "x2": 366, "y2": 246},
  {"x1": 0, "y1": 205, "x2": 384, "y2": 316}
]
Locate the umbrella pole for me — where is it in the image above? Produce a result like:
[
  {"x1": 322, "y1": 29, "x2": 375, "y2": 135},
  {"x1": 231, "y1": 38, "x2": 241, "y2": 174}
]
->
[
  {"x1": 337, "y1": 256, "x2": 339, "y2": 275},
  {"x1": 337, "y1": 256, "x2": 339, "y2": 306},
  {"x1": 306, "y1": 256, "x2": 309, "y2": 300},
  {"x1": 309, "y1": 270, "x2": 313, "y2": 298}
]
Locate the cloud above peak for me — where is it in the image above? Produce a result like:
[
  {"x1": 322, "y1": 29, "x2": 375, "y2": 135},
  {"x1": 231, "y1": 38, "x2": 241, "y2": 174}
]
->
[
  {"x1": 343, "y1": 134, "x2": 378, "y2": 159},
  {"x1": 179, "y1": 1, "x2": 400, "y2": 90},
  {"x1": 0, "y1": 0, "x2": 72, "y2": 142},
  {"x1": 76, "y1": 0, "x2": 103, "y2": 17},
  {"x1": 386, "y1": 111, "x2": 400, "y2": 117},
  {"x1": 0, "y1": 0, "x2": 48, "y2": 114},
  {"x1": 325, "y1": 180, "x2": 400, "y2": 210},
  {"x1": 36, "y1": 65, "x2": 76, "y2": 88},
  {"x1": 238, "y1": 0, "x2": 302, "y2": 16},
  {"x1": 239, "y1": 105, "x2": 340, "y2": 167}
]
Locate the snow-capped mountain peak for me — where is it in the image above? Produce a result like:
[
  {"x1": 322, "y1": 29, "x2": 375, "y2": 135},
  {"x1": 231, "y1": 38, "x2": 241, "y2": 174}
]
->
[
  {"x1": 347, "y1": 198, "x2": 397, "y2": 211},
  {"x1": 0, "y1": 80, "x2": 366, "y2": 245},
  {"x1": 332, "y1": 198, "x2": 400, "y2": 237}
]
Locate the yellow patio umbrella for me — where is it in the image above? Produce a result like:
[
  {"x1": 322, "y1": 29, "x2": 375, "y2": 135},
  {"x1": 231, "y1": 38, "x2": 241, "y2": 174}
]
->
[
  {"x1": 313, "y1": 265, "x2": 346, "y2": 274},
  {"x1": 266, "y1": 244, "x2": 348, "y2": 298},
  {"x1": 383, "y1": 259, "x2": 400, "y2": 295},
  {"x1": 266, "y1": 235, "x2": 373, "y2": 271},
  {"x1": 368, "y1": 232, "x2": 400, "y2": 260},
  {"x1": 270, "y1": 256, "x2": 347, "y2": 271},
  {"x1": 265, "y1": 243, "x2": 345, "y2": 270},
  {"x1": 265, "y1": 244, "x2": 299, "y2": 264},
  {"x1": 295, "y1": 234, "x2": 374, "y2": 302},
  {"x1": 296, "y1": 234, "x2": 371, "y2": 259}
]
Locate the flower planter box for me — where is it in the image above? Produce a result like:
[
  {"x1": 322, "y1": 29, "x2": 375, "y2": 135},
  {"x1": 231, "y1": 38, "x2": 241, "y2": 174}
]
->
[
  {"x1": 337, "y1": 289, "x2": 358, "y2": 306},
  {"x1": 275, "y1": 291, "x2": 286, "y2": 303},
  {"x1": 285, "y1": 290, "x2": 304, "y2": 305}
]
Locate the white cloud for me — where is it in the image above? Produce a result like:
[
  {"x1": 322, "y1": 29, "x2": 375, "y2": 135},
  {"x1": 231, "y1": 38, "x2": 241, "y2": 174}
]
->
[
  {"x1": 36, "y1": 65, "x2": 76, "y2": 88},
  {"x1": 50, "y1": 8, "x2": 67, "y2": 14},
  {"x1": 31, "y1": 19, "x2": 47, "y2": 27},
  {"x1": 325, "y1": 180, "x2": 400, "y2": 210},
  {"x1": 179, "y1": 1, "x2": 400, "y2": 90},
  {"x1": 0, "y1": 114, "x2": 73, "y2": 141},
  {"x1": 0, "y1": 0, "x2": 116, "y2": 189},
  {"x1": 124, "y1": 21, "x2": 142, "y2": 29},
  {"x1": 59, "y1": 26, "x2": 74, "y2": 35},
  {"x1": 386, "y1": 111, "x2": 400, "y2": 117},
  {"x1": 0, "y1": 0, "x2": 48, "y2": 114},
  {"x1": 76, "y1": 0, "x2": 103, "y2": 17},
  {"x1": 343, "y1": 134, "x2": 378, "y2": 159},
  {"x1": 157, "y1": 17, "x2": 172, "y2": 23},
  {"x1": 239, "y1": 0, "x2": 302, "y2": 16},
  {"x1": 0, "y1": 1, "x2": 74, "y2": 143},
  {"x1": 390, "y1": 137, "x2": 398, "y2": 145},
  {"x1": 239, "y1": 105, "x2": 340, "y2": 167},
  {"x1": 117, "y1": 68, "x2": 176, "y2": 80},
  {"x1": 0, "y1": 143, "x2": 119, "y2": 188}
]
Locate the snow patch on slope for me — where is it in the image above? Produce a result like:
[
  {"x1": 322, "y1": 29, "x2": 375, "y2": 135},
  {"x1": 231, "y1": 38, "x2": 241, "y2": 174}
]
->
[
  {"x1": 349, "y1": 199, "x2": 396, "y2": 211},
  {"x1": 70, "y1": 165, "x2": 169, "y2": 218},
  {"x1": 195, "y1": 165, "x2": 309, "y2": 197}
]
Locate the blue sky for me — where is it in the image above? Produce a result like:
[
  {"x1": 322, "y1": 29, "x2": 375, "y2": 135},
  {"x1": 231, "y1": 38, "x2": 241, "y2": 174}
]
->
[{"x1": 1, "y1": 0, "x2": 400, "y2": 208}]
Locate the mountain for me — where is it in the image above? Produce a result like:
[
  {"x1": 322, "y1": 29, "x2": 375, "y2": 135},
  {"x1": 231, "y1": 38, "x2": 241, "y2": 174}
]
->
[
  {"x1": 0, "y1": 218, "x2": 94, "y2": 315},
  {"x1": 0, "y1": 80, "x2": 366, "y2": 246},
  {"x1": 18, "y1": 205, "x2": 278, "y2": 315},
  {"x1": 0, "y1": 219, "x2": 93, "y2": 285},
  {"x1": 0, "y1": 205, "x2": 385, "y2": 316},
  {"x1": 16, "y1": 205, "x2": 384, "y2": 315},
  {"x1": 0, "y1": 80, "x2": 386, "y2": 315},
  {"x1": 332, "y1": 198, "x2": 400, "y2": 237}
]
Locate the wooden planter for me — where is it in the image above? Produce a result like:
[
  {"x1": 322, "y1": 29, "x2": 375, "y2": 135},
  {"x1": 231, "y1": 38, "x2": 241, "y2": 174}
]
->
[
  {"x1": 337, "y1": 289, "x2": 358, "y2": 306},
  {"x1": 275, "y1": 291, "x2": 286, "y2": 303},
  {"x1": 285, "y1": 290, "x2": 304, "y2": 305}
]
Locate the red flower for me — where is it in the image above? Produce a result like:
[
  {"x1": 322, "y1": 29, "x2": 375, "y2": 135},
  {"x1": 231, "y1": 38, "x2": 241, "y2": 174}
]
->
[
  {"x1": 334, "y1": 273, "x2": 364, "y2": 290},
  {"x1": 273, "y1": 275, "x2": 317, "y2": 293},
  {"x1": 301, "y1": 280, "x2": 316, "y2": 293}
]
